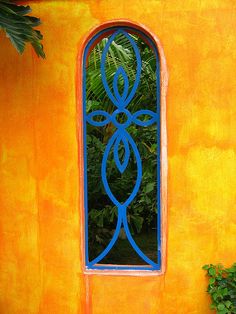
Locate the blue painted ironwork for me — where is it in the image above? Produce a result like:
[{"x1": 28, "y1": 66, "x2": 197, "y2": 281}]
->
[{"x1": 83, "y1": 26, "x2": 161, "y2": 271}]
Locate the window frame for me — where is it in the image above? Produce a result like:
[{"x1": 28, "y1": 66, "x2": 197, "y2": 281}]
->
[{"x1": 76, "y1": 20, "x2": 168, "y2": 275}]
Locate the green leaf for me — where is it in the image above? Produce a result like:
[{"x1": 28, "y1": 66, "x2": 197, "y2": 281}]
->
[
  {"x1": 0, "y1": 1, "x2": 31, "y2": 15},
  {"x1": 0, "y1": 0, "x2": 45, "y2": 58},
  {"x1": 203, "y1": 264, "x2": 210, "y2": 270},
  {"x1": 131, "y1": 215, "x2": 144, "y2": 233},
  {"x1": 7, "y1": 32, "x2": 25, "y2": 53},
  {"x1": 225, "y1": 301, "x2": 232, "y2": 309},
  {"x1": 97, "y1": 213, "x2": 104, "y2": 227},
  {"x1": 218, "y1": 304, "x2": 225, "y2": 310},
  {"x1": 210, "y1": 304, "x2": 216, "y2": 310},
  {"x1": 209, "y1": 278, "x2": 215, "y2": 285},
  {"x1": 144, "y1": 182, "x2": 155, "y2": 193},
  {"x1": 203, "y1": 263, "x2": 236, "y2": 313},
  {"x1": 213, "y1": 292, "x2": 218, "y2": 301},
  {"x1": 209, "y1": 267, "x2": 216, "y2": 276},
  {"x1": 222, "y1": 288, "x2": 228, "y2": 296}
]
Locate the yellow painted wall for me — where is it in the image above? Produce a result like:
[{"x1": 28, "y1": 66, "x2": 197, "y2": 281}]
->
[{"x1": 0, "y1": 1, "x2": 235, "y2": 313}]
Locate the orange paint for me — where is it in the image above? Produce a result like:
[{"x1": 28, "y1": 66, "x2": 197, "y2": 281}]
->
[{"x1": 0, "y1": 1, "x2": 236, "y2": 313}]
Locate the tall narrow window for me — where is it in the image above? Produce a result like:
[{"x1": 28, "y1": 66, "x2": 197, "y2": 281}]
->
[{"x1": 83, "y1": 25, "x2": 165, "y2": 271}]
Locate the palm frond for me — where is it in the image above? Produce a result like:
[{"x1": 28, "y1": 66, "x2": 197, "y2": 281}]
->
[
  {"x1": 0, "y1": 0, "x2": 45, "y2": 58},
  {"x1": 86, "y1": 33, "x2": 157, "y2": 111}
]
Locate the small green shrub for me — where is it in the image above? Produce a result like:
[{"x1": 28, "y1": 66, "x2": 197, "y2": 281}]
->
[{"x1": 203, "y1": 263, "x2": 236, "y2": 314}]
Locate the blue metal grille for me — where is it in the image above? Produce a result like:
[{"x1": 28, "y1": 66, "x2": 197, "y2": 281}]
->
[{"x1": 83, "y1": 27, "x2": 161, "y2": 271}]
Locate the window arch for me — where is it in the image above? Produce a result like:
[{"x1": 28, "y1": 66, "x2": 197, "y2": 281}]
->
[{"x1": 78, "y1": 22, "x2": 167, "y2": 272}]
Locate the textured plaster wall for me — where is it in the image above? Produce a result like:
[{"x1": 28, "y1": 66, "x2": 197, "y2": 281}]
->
[{"x1": 0, "y1": 1, "x2": 235, "y2": 313}]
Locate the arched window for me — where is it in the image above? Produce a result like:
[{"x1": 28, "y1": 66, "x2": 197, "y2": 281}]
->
[{"x1": 80, "y1": 22, "x2": 167, "y2": 272}]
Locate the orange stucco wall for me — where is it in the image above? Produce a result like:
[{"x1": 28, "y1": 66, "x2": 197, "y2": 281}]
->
[{"x1": 0, "y1": 1, "x2": 235, "y2": 313}]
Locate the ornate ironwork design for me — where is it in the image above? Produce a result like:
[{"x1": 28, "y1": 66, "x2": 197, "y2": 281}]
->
[{"x1": 84, "y1": 27, "x2": 161, "y2": 270}]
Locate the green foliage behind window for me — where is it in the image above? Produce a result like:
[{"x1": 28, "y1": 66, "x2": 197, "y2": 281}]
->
[{"x1": 86, "y1": 33, "x2": 158, "y2": 261}]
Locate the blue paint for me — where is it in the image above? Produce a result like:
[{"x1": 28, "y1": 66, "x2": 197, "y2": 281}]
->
[
  {"x1": 87, "y1": 110, "x2": 111, "y2": 126},
  {"x1": 111, "y1": 109, "x2": 132, "y2": 129},
  {"x1": 132, "y1": 110, "x2": 158, "y2": 127},
  {"x1": 113, "y1": 66, "x2": 129, "y2": 104},
  {"x1": 100, "y1": 29, "x2": 142, "y2": 109},
  {"x1": 83, "y1": 26, "x2": 161, "y2": 271},
  {"x1": 113, "y1": 134, "x2": 130, "y2": 174},
  {"x1": 102, "y1": 129, "x2": 142, "y2": 208}
]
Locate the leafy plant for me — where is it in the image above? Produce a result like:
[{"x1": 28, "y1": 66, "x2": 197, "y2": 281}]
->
[
  {"x1": 203, "y1": 263, "x2": 236, "y2": 314},
  {"x1": 0, "y1": 0, "x2": 45, "y2": 58},
  {"x1": 86, "y1": 32, "x2": 158, "y2": 258},
  {"x1": 86, "y1": 35, "x2": 156, "y2": 110}
]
